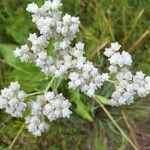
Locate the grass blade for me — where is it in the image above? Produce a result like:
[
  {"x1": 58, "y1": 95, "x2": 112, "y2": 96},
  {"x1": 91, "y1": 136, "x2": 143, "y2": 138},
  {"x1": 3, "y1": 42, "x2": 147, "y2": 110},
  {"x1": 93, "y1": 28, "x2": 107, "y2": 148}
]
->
[{"x1": 93, "y1": 96, "x2": 138, "y2": 150}]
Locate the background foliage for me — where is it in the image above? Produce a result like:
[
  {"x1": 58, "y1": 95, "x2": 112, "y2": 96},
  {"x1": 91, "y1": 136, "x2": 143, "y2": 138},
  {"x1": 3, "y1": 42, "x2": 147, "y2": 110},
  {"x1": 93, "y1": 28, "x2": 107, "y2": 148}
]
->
[{"x1": 0, "y1": 0, "x2": 150, "y2": 149}]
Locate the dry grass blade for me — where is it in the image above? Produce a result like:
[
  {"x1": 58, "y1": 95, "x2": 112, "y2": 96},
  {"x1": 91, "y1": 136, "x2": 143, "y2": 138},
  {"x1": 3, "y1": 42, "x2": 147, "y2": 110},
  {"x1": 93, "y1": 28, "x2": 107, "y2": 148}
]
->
[
  {"x1": 90, "y1": 40, "x2": 109, "y2": 59},
  {"x1": 80, "y1": 24, "x2": 99, "y2": 42},
  {"x1": 122, "y1": 110, "x2": 141, "y2": 150},
  {"x1": 5, "y1": 124, "x2": 25, "y2": 150},
  {"x1": 129, "y1": 30, "x2": 150, "y2": 52},
  {"x1": 122, "y1": 7, "x2": 127, "y2": 37},
  {"x1": 123, "y1": 9, "x2": 145, "y2": 45},
  {"x1": 94, "y1": 97, "x2": 138, "y2": 150}
]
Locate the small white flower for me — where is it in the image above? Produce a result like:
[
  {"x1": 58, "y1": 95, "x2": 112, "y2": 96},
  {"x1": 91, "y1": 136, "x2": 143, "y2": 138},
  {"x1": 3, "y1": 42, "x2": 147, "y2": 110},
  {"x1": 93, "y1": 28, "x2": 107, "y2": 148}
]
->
[
  {"x1": 39, "y1": 122, "x2": 49, "y2": 132},
  {"x1": 17, "y1": 91, "x2": 27, "y2": 100},
  {"x1": 51, "y1": 0, "x2": 62, "y2": 10},
  {"x1": 44, "y1": 92, "x2": 55, "y2": 101},
  {"x1": 62, "y1": 108, "x2": 72, "y2": 118},
  {"x1": 38, "y1": 51, "x2": 47, "y2": 60},
  {"x1": 26, "y1": 3, "x2": 39, "y2": 13},
  {"x1": 14, "y1": 45, "x2": 30, "y2": 62},
  {"x1": 0, "y1": 96, "x2": 7, "y2": 109},
  {"x1": 137, "y1": 87, "x2": 148, "y2": 97},
  {"x1": 101, "y1": 73, "x2": 109, "y2": 82},
  {"x1": 122, "y1": 51, "x2": 132, "y2": 65},
  {"x1": 112, "y1": 91, "x2": 121, "y2": 101},
  {"x1": 145, "y1": 76, "x2": 150, "y2": 83},
  {"x1": 14, "y1": 48, "x2": 22, "y2": 57},
  {"x1": 104, "y1": 48, "x2": 114, "y2": 57},
  {"x1": 111, "y1": 42, "x2": 121, "y2": 52},
  {"x1": 69, "y1": 72, "x2": 79, "y2": 80},
  {"x1": 0, "y1": 82, "x2": 27, "y2": 117},
  {"x1": 76, "y1": 42, "x2": 85, "y2": 50},
  {"x1": 9, "y1": 81, "x2": 20, "y2": 91},
  {"x1": 108, "y1": 65, "x2": 117, "y2": 74},
  {"x1": 86, "y1": 89, "x2": 95, "y2": 97},
  {"x1": 118, "y1": 97, "x2": 126, "y2": 105}
]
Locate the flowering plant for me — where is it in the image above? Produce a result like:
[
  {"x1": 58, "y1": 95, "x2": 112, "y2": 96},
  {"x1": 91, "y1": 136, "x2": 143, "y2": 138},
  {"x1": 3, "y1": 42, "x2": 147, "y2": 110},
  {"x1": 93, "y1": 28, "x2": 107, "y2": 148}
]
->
[{"x1": 0, "y1": 0, "x2": 149, "y2": 148}]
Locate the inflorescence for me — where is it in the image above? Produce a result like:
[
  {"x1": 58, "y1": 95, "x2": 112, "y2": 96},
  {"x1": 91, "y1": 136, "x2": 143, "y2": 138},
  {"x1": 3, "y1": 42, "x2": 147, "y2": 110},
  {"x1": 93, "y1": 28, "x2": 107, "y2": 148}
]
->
[
  {"x1": 104, "y1": 42, "x2": 150, "y2": 106},
  {"x1": 26, "y1": 91, "x2": 71, "y2": 136},
  {"x1": 0, "y1": 0, "x2": 150, "y2": 136},
  {"x1": 14, "y1": 0, "x2": 109, "y2": 97}
]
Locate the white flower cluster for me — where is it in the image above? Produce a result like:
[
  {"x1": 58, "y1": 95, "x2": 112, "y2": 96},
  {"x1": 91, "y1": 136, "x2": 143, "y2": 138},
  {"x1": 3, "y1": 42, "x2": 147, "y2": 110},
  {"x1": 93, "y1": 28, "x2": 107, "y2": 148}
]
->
[
  {"x1": 68, "y1": 71, "x2": 109, "y2": 98},
  {"x1": 14, "y1": 45, "x2": 30, "y2": 62},
  {"x1": 26, "y1": 91, "x2": 72, "y2": 136},
  {"x1": 0, "y1": 82, "x2": 27, "y2": 118},
  {"x1": 25, "y1": 115, "x2": 49, "y2": 137},
  {"x1": 111, "y1": 69, "x2": 150, "y2": 106},
  {"x1": 54, "y1": 41, "x2": 109, "y2": 97},
  {"x1": 13, "y1": 0, "x2": 109, "y2": 97},
  {"x1": 104, "y1": 43, "x2": 150, "y2": 106},
  {"x1": 0, "y1": 82, "x2": 72, "y2": 136},
  {"x1": 43, "y1": 92, "x2": 72, "y2": 120},
  {"x1": 104, "y1": 42, "x2": 132, "y2": 74},
  {"x1": 1, "y1": 0, "x2": 150, "y2": 138}
]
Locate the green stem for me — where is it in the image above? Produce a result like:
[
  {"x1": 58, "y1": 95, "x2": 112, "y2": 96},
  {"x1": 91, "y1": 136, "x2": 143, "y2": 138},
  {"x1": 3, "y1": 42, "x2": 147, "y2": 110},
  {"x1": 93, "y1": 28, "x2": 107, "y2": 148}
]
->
[
  {"x1": 6, "y1": 124, "x2": 25, "y2": 150},
  {"x1": 93, "y1": 97, "x2": 137, "y2": 150},
  {"x1": 108, "y1": 79, "x2": 118, "y2": 86},
  {"x1": 42, "y1": 76, "x2": 56, "y2": 121},
  {"x1": 27, "y1": 76, "x2": 56, "y2": 97},
  {"x1": 95, "y1": 95, "x2": 111, "y2": 105},
  {"x1": 27, "y1": 91, "x2": 44, "y2": 97},
  {"x1": 45, "y1": 76, "x2": 56, "y2": 92}
]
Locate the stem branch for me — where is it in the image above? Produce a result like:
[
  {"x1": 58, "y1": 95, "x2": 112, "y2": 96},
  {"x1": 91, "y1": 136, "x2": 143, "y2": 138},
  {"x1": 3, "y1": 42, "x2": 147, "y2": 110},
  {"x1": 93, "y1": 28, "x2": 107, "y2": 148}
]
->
[
  {"x1": 27, "y1": 91, "x2": 44, "y2": 97},
  {"x1": 45, "y1": 76, "x2": 56, "y2": 92},
  {"x1": 27, "y1": 76, "x2": 56, "y2": 97}
]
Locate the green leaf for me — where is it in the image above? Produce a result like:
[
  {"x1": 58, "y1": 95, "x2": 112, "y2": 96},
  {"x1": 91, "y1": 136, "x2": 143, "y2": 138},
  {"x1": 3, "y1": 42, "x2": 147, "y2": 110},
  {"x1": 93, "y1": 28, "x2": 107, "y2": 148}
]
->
[
  {"x1": 95, "y1": 131, "x2": 107, "y2": 150},
  {"x1": 0, "y1": 43, "x2": 46, "y2": 92},
  {"x1": 0, "y1": 43, "x2": 27, "y2": 72},
  {"x1": 0, "y1": 43, "x2": 32, "y2": 73},
  {"x1": 95, "y1": 95, "x2": 111, "y2": 105},
  {"x1": 69, "y1": 89, "x2": 93, "y2": 121},
  {"x1": 51, "y1": 77, "x2": 62, "y2": 93},
  {"x1": 6, "y1": 8, "x2": 31, "y2": 44},
  {"x1": 140, "y1": 63, "x2": 150, "y2": 74}
]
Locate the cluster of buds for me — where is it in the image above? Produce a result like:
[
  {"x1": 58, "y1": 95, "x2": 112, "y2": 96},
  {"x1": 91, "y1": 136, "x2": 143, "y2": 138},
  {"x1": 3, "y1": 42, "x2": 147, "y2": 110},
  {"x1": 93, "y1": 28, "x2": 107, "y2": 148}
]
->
[
  {"x1": 0, "y1": 0, "x2": 150, "y2": 137},
  {"x1": 14, "y1": 0, "x2": 109, "y2": 97},
  {"x1": 0, "y1": 82, "x2": 72, "y2": 136},
  {"x1": 26, "y1": 92, "x2": 72, "y2": 136},
  {"x1": 0, "y1": 82, "x2": 27, "y2": 118},
  {"x1": 104, "y1": 43, "x2": 150, "y2": 106}
]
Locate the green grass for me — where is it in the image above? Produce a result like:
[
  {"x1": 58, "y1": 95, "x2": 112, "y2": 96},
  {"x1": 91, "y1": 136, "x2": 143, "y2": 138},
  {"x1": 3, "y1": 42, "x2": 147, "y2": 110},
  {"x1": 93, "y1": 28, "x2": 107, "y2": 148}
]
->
[{"x1": 0, "y1": 0, "x2": 150, "y2": 149}]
